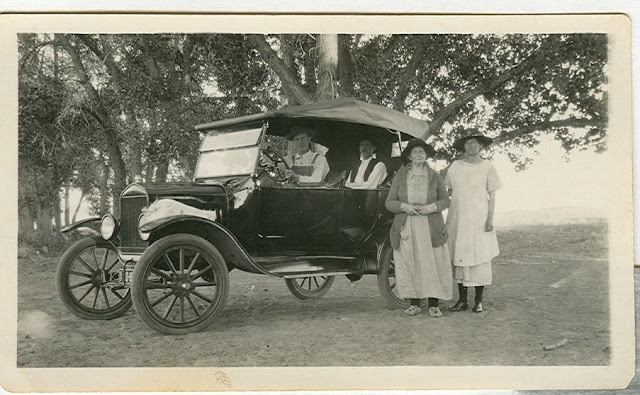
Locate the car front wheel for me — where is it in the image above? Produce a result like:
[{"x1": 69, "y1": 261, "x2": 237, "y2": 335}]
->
[
  {"x1": 56, "y1": 237, "x2": 132, "y2": 320},
  {"x1": 131, "y1": 234, "x2": 229, "y2": 335},
  {"x1": 285, "y1": 275, "x2": 335, "y2": 299}
]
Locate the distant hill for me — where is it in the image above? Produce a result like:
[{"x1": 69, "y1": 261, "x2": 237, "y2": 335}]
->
[{"x1": 492, "y1": 206, "x2": 607, "y2": 227}]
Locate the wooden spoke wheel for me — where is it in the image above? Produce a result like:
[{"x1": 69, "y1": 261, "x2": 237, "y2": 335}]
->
[
  {"x1": 56, "y1": 237, "x2": 132, "y2": 320},
  {"x1": 285, "y1": 275, "x2": 335, "y2": 299},
  {"x1": 131, "y1": 234, "x2": 229, "y2": 335}
]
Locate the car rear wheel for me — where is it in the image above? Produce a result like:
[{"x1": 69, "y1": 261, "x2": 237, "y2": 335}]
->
[
  {"x1": 131, "y1": 234, "x2": 229, "y2": 335},
  {"x1": 56, "y1": 237, "x2": 132, "y2": 320},
  {"x1": 285, "y1": 275, "x2": 335, "y2": 299},
  {"x1": 377, "y1": 243, "x2": 410, "y2": 309}
]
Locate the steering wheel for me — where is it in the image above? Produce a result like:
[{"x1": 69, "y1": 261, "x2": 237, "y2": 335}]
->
[{"x1": 259, "y1": 147, "x2": 289, "y2": 182}]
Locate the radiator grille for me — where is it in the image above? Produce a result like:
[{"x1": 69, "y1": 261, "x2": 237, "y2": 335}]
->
[{"x1": 120, "y1": 195, "x2": 148, "y2": 253}]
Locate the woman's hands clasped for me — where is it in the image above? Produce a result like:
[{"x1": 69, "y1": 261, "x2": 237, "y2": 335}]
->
[
  {"x1": 401, "y1": 203, "x2": 419, "y2": 215},
  {"x1": 401, "y1": 203, "x2": 437, "y2": 215}
]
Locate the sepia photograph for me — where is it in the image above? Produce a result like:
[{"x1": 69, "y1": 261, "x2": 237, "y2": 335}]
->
[{"x1": 0, "y1": 12, "x2": 634, "y2": 392}]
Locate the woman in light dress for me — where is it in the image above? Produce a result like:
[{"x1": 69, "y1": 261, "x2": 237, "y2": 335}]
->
[
  {"x1": 385, "y1": 139, "x2": 452, "y2": 317},
  {"x1": 445, "y1": 130, "x2": 502, "y2": 313}
]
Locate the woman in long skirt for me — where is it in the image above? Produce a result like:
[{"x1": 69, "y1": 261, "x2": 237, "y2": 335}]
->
[
  {"x1": 445, "y1": 129, "x2": 502, "y2": 313},
  {"x1": 385, "y1": 139, "x2": 452, "y2": 317}
]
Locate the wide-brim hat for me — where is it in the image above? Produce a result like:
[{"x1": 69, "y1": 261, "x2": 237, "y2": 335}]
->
[
  {"x1": 285, "y1": 126, "x2": 316, "y2": 141},
  {"x1": 401, "y1": 138, "x2": 436, "y2": 163},
  {"x1": 452, "y1": 128, "x2": 493, "y2": 151}
]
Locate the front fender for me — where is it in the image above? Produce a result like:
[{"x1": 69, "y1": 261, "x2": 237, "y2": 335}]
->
[
  {"x1": 138, "y1": 199, "x2": 217, "y2": 233},
  {"x1": 60, "y1": 216, "x2": 102, "y2": 235},
  {"x1": 139, "y1": 199, "x2": 271, "y2": 276}
]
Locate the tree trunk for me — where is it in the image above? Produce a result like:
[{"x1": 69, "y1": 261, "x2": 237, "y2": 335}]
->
[
  {"x1": 315, "y1": 34, "x2": 339, "y2": 101},
  {"x1": 19, "y1": 205, "x2": 35, "y2": 235},
  {"x1": 302, "y1": 36, "x2": 317, "y2": 94},
  {"x1": 337, "y1": 35, "x2": 354, "y2": 96},
  {"x1": 99, "y1": 155, "x2": 109, "y2": 214},
  {"x1": 145, "y1": 162, "x2": 155, "y2": 183},
  {"x1": 53, "y1": 44, "x2": 58, "y2": 80},
  {"x1": 72, "y1": 190, "x2": 85, "y2": 223},
  {"x1": 56, "y1": 34, "x2": 127, "y2": 210},
  {"x1": 64, "y1": 182, "x2": 70, "y2": 226},
  {"x1": 53, "y1": 190, "x2": 62, "y2": 230},
  {"x1": 247, "y1": 34, "x2": 313, "y2": 105},
  {"x1": 125, "y1": 108, "x2": 143, "y2": 181},
  {"x1": 155, "y1": 158, "x2": 170, "y2": 183},
  {"x1": 279, "y1": 34, "x2": 297, "y2": 106},
  {"x1": 36, "y1": 201, "x2": 53, "y2": 233}
]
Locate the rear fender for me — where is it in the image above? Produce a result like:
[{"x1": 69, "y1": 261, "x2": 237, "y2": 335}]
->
[
  {"x1": 376, "y1": 233, "x2": 392, "y2": 271},
  {"x1": 60, "y1": 216, "x2": 102, "y2": 235},
  {"x1": 359, "y1": 216, "x2": 393, "y2": 248}
]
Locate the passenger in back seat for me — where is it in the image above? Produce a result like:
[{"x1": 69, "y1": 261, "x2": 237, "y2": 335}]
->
[{"x1": 345, "y1": 139, "x2": 387, "y2": 189}]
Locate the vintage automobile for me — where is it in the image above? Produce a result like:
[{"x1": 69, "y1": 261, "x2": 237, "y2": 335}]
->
[{"x1": 56, "y1": 98, "x2": 431, "y2": 334}]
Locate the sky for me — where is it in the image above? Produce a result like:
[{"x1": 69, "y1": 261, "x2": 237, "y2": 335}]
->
[{"x1": 490, "y1": 135, "x2": 610, "y2": 213}]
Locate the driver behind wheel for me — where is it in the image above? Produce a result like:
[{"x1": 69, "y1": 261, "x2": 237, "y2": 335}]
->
[{"x1": 284, "y1": 126, "x2": 330, "y2": 183}]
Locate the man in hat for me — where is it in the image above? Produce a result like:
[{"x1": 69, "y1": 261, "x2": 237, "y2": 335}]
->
[
  {"x1": 345, "y1": 139, "x2": 388, "y2": 189},
  {"x1": 283, "y1": 126, "x2": 330, "y2": 183}
]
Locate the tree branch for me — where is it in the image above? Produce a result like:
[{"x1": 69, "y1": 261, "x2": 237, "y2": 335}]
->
[
  {"x1": 492, "y1": 117, "x2": 607, "y2": 145},
  {"x1": 76, "y1": 35, "x2": 124, "y2": 83},
  {"x1": 19, "y1": 40, "x2": 59, "y2": 73},
  {"x1": 137, "y1": 35, "x2": 162, "y2": 79},
  {"x1": 393, "y1": 36, "x2": 429, "y2": 111},
  {"x1": 247, "y1": 34, "x2": 313, "y2": 105},
  {"x1": 425, "y1": 40, "x2": 557, "y2": 138},
  {"x1": 56, "y1": 35, "x2": 98, "y2": 105},
  {"x1": 56, "y1": 33, "x2": 128, "y2": 200}
]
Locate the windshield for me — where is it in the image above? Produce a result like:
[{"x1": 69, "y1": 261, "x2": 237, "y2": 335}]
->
[
  {"x1": 194, "y1": 147, "x2": 260, "y2": 180},
  {"x1": 199, "y1": 127, "x2": 262, "y2": 151},
  {"x1": 194, "y1": 127, "x2": 263, "y2": 180}
]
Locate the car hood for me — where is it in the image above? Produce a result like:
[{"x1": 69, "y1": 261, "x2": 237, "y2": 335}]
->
[{"x1": 136, "y1": 182, "x2": 228, "y2": 197}]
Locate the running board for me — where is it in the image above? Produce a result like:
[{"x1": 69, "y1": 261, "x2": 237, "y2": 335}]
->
[
  {"x1": 253, "y1": 255, "x2": 359, "y2": 277},
  {"x1": 282, "y1": 270, "x2": 355, "y2": 279}
]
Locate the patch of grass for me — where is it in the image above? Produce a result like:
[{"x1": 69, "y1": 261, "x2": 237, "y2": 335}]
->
[{"x1": 496, "y1": 221, "x2": 608, "y2": 262}]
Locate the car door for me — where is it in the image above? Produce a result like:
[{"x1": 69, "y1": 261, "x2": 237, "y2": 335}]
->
[
  {"x1": 339, "y1": 188, "x2": 380, "y2": 244},
  {"x1": 257, "y1": 184, "x2": 301, "y2": 245},
  {"x1": 298, "y1": 185, "x2": 341, "y2": 251}
]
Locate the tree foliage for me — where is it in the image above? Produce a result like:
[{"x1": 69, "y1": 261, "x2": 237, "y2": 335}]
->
[{"x1": 18, "y1": 32, "x2": 608, "y2": 235}]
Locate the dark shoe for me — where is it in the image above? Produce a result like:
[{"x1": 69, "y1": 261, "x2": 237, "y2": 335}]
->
[
  {"x1": 449, "y1": 300, "x2": 468, "y2": 311},
  {"x1": 472, "y1": 302, "x2": 483, "y2": 313}
]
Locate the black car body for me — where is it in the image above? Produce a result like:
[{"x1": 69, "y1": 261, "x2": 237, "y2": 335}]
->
[{"x1": 56, "y1": 98, "x2": 431, "y2": 334}]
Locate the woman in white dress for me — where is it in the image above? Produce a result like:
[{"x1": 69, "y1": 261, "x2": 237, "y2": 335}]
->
[
  {"x1": 445, "y1": 130, "x2": 502, "y2": 313},
  {"x1": 385, "y1": 139, "x2": 452, "y2": 317}
]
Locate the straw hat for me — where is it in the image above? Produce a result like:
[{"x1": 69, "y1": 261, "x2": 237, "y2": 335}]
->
[
  {"x1": 401, "y1": 138, "x2": 436, "y2": 163},
  {"x1": 452, "y1": 128, "x2": 493, "y2": 151}
]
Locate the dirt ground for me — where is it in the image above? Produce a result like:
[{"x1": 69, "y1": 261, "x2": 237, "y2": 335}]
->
[{"x1": 17, "y1": 222, "x2": 610, "y2": 367}]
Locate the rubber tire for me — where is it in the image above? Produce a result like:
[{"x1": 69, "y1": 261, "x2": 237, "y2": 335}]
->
[
  {"x1": 56, "y1": 237, "x2": 132, "y2": 320},
  {"x1": 131, "y1": 234, "x2": 229, "y2": 335},
  {"x1": 285, "y1": 275, "x2": 335, "y2": 299},
  {"x1": 377, "y1": 243, "x2": 410, "y2": 310}
]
